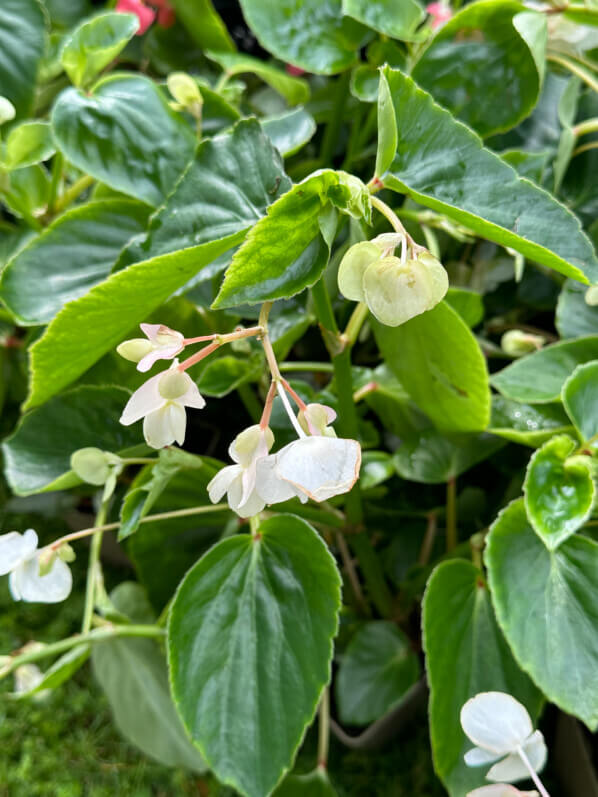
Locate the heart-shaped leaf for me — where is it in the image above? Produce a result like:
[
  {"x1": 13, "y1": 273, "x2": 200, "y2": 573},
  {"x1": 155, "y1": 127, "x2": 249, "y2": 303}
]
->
[{"x1": 562, "y1": 361, "x2": 598, "y2": 447}]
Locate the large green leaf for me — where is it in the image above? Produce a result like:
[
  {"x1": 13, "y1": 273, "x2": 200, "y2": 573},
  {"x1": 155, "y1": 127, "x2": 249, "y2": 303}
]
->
[
  {"x1": 524, "y1": 435, "x2": 595, "y2": 549},
  {"x1": 489, "y1": 395, "x2": 574, "y2": 447},
  {"x1": 413, "y1": 2, "x2": 545, "y2": 137},
  {"x1": 206, "y1": 51, "x2": 309, "y2": 105},
  {"x1": 51, "y1": 74, "x2": 196, "y2": 206},
  {"x1": 373, "y1": 301, "x2": 490, "y2": 433},
  {"x1": 2, "y1": 385, "x2": 143, "y2": 495},
  {"x1": 0, "y1": 0, "x2": 46, "y2": 119},
  {"x1": 238, "y1": 0, "x2": 368, "y2": 74},
  {"x1": 422, "y1": 559, "x2": 542, "y2": 796},
  {"x1": 168, "y1": 515, "x2": 341, "y2": 797},
  {"x1": 92, "y1": 582, "x2": 206, "y2": 771},
  {"x1": 169, "y1": 0, "x2": 235, "y2": 52},
  {"x1": 556, "y1": 279, "x2": 598, "y2": 339},
  {"x1": 2, "y1": 121, "x2": 55, "y2": 170},
  {"x1": 377, "y1": 66, "x2": 598, "y2": 284},
  {"x1": 491, "y1": 336, "x2": 598, "y2": 403},
  {"x1": 261, "y1": 108, "x2": 317, "y2": 158},
  {"x1": 563, "y1": 361, "x2": 598, "y2": 447},
  {"x1": 486, "y1": 498, "x2": 598, "y2": 730},
  {"x1": 335, "y1": 621, "x2": 419, "y2": 726},
  {"x1": 0, "y1": 200, "x2": 150, "y2": 325},
  {"x1": 213, "y1": 171, "x2": 339, "y2": 308},
  {"x1": 26, "y1": 233, "x2": 244, "y2": 409},
  {"x1": 342, "y1": 0, "x2": 424, "y2": 41}
]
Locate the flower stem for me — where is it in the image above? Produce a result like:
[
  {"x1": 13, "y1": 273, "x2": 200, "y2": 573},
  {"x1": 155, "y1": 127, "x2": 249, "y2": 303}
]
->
[
  {"x1": 343, "y1": 302, "x2": 369, "y2": 347},
  {"x1": 279, "y1": 361, "x2": 335, "y2": 374},
  {"x1": 53, "y1": 174, "x2": 94, "y2": 214},
  {"x1": 370, "y1": 195, "x2": 409, "y2": 237},
  {"x1": 317, "y1": 688, "x2": 330, "y2": 769},
  {"x1": 516, "y1": 745, "x2": 551, "y2": 797},
  {"x1": 81, "y1": 500, "x2": 108, "y2": 634},
  {"x1": 446, "y1": 477, "x2": 457, "y2": 552}
]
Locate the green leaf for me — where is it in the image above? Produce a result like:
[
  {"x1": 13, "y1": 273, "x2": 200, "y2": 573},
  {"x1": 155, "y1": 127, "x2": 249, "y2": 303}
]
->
[
  {"x1": 342, "y1": 0, "x2": 424, "y2": 41},
  {"x1": 2, "y1": 122, "x2": 55, "y2": 169},
  {"x1": 486, "y1": 498, "x2": 598, "y2": 730},
  {"x1": 60, "y1": 12, "x2": 138, "y2": 88},
  {"x1": 2, "y1": 164, "x2": 51, "y2": 220},
  {"x1": 0, "y1": 200, "x2": 150, "y2": 325},
  {"x1": 238, "y1": 0, "x2": 368, "y2": 75},
  {"x1": 445, "y1": 287, "x2": 484, "y2": 327},
  {"x1": 261, "y1": 108, "x2": 317, "y2": 158},
  {"x1": 2, "y1": 385, "x2": 143, "y2": 496},
  {"x1": 375, "y1": 66, "x2": 398, "y2": 178},
  {"x1": 0, "y1": 0, "x2": 46, "y2": 119},
  {"x1": 489, "y1": 395, "x2": 574, "y2": 447},
  {"x1": 168, "y1": 515, "x2": 341, "y2": 797},
  {"x1": 393, "y1": 429, "x2": 504, "y2": 484},
  {"x1": 273, "y1": 769, "x2": 337, "y2": 797},
  {"x1": 491, "y1": 336, "x2": 598, "y2": 403},
  {"x1": 335, "y1": 621, "x2": 420, "y2": 726},
  {"x1": 556, "y1": 278, "x2": 598, "y2": 339},
  {"x1": 350, "y1": 64, "x2": 379, "y2": 103},
  {"x1": 26, "y1": 232, "x2": 244, "y2": 408},
  {"x1": 524, "y1": 434, "x2": 594, "y2": 549},
  {"x1": 377, "y1": 66, "x2": 598, "y2": 284},
  {"x1": 196, "y1": 354, "x2": 261, "y2": 397},
  {"x1": 373, "y1": 301, "x2": 490, "y2": 433},
  {"x1": 360, "y1": 451, "x2": 395, "y2": 490},
  {"x1": 14, "y1": 644, "x2": 90, "y2": 698},
  {"x1": 563, "y1": 361, "x2": 598, "y2": 447},
  {"x1": 169, "y1": 0, "x2": 235, "y2": 52},
  {"x1": 206, "y1": 51, "x2": 309, "y2": 105},
  {"x1": 213, "y1": 171, "x2": 340, "y2": 308},
  {"x1": 51, "y1": 74, "x2": 196, "y2": 206},
  {"x1": 92, "y1": 582, "x2": 206, "y2": 771},
  {"x1": 423, "y1": 559, "x2": 542, "y2": 796},
  {"x1": 413, "y1": 3, "x2": 545, "y2": 137}
]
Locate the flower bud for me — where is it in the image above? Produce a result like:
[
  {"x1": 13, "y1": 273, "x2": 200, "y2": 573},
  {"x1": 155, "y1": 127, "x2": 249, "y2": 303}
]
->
[
  {"x1": 117, "y1": 338, "x2": 153, "y2": 363},
  {"x1": 57, "y1": 543, "x2": 76, "y2": 563},
  {"x1": 0, "y1": 96, "x2": 15, "y2": 126},
  {"x1": 37, "y1": 548, "x2": 56, "y2": 578},
  {"x1": 585, "y1": 285, "x2": 598, "y2": 306},
  {"x1": 158, "y1": 369, "x2": 191, "y2": 400},
  {"x1": 167, "y1": 72, "x2": 203, "y2": 116},
  {"x1": 338, "y1": 241, "x2": 383, "y2": 302},
  {"x1": 501, "y1": 330, "x2": 545, "y2": 357},
  {"x1": 71, "y1": 447, "x2": 116, "y2": 485},
  {"x1": 298, "y1": 403, "x2": 337, "y2": 437},
  {"x1": 231, "y1": 424, "x2": 274, "y2": 467}
]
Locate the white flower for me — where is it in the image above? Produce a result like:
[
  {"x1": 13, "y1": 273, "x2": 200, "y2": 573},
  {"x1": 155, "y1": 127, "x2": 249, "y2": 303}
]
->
[
  {"x1": 461, "y1": 692, "x2": 547, "y2": 784},
  {"x1": 0, "y1": 529, "x2": 72, "y2": 603},
  {"x1": 119, "y1": 365, "x2": 205, "y2": 449},
  {"x1": 117, "y1": 323, "x2": 184, "y2": 372},
  {"x1": 207, "y1": 425, "x2": 274, "y2": 517},
  {"x1": 468, "y1": 786, "x2": 539, "y2": 797}
]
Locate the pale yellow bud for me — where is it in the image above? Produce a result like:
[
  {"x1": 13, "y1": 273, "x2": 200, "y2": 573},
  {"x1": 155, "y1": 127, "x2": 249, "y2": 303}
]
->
[
  {"x1": 0, "y1": 96, "x2": 15, "y2": 126},
  {"x1": 167, "y1": 73, "x2": 203, "y2": 117},
  {"x1": 57, "y1": 543, "x2": 76, "y2": 563},
  {"x1": 117, "y1": 338, "x2": 153, "y2": 363},
  {"x1": 71, "y1": 447, "x2": 114, "y2": 485},
  {"x1": 501, "y1": 330, "x2": 545, "y2": 357}
]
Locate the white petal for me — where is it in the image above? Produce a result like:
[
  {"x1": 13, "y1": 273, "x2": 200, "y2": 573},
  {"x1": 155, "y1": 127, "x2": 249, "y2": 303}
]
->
[
  {"x1": 11, "y1": 556, "x2": 72, "y2": 603},
  {"x1": 137, "y1": 345, "x2": 182, "y2": 373},
  {"x1": 464, "y1": 747, "x2": 501, "y2": 767},
  {"x1": 181, "y1": 379, "x2": 206, "y2": 410},
  {"x1": 120, "y1": 373, "x2": 164, "y2": 425},
  {"x1": 0, "y1": 529, "x2": 38, "y2": 575},
  {"x1": 255, "y1": 455, "x2": 302, "y2": 504},
  {"x1": 486, "y1": 753, "x2": 534, "y2": 784},
  {"x1": 143, "y1": 403, "x2": 185, "y2": 448},
  {"x1": 275, "y1": 436, "x2": 361, "y2": 502},
  {"x1": 140, "y1": 323, "x2": 162, "y2": 342},
  {"x1": 207, "y1": 465, "x2": 242, "y2": 503},
  {"x1": 169, "y1": 402, "x2": 187, "y2": 445},
  {"x1": 522, "y1": 730, "x2": 547, "y2": 773},
  {"x1": 460, "y1": 692, "x2": 533, "y2": 755},
  {"x1": 467, "y1": 786, "x2": 539, "y2": 797},
  {"x1": 231, "y1": 482, "x2": 266, "y2": 518}
]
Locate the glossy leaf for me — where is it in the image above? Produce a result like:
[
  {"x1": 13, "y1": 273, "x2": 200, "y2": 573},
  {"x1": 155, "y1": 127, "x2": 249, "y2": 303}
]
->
[
  {"x1": 51, "y1": 74, "x2": 196, "y2": 206},
  {"x1": 168, "y1": 515, "x2": 341, "y2": 797},
  {"x1": 60, "y1": 12, "x2": 138, "y2": 88},
  {"x1": 207, "y1": 51, "x2": 309, "y2": 105},
  {"x1": 273, "y1": 769, "x2": 337, "y2": 797},
  {"x1": 524, "y1": 434, "x2": 595, "y2": 549},
  {"x1": 196, "y1": 354, "x2": 261, "y2": 397},
  {"x1": 238, "y1": 0, "x2": 368, "y2": 75},
  {"x1": 335, "y1": 621, "x2": 420, "y2": 726},
  {"x1": 489, "y1": 395, "x2": 574, "y2": 447},
  {"x1": 445, "y1": 287, "x2": 484, "y2": 328},
  {"x1": 373, "y1": 301, "x2": 490, "y2": 433},
  {"x1": 261, "y1": 108, "x2": 317, "y2": 157},
  {"x1": 0, "y1": 0, "x2": 46, "y2": 119},
  {"x1": 0, "y1": 200, "x2": 150, "y2": 325},
  {"x1": 556, "y1": 279, "x2": 598, "y2": 338},
  {"x1": 342, "y1": 0, "x2": 424, "y2": 41},
  {"x1": 26, "y1": 233, "x2": 245, "y2": 408},
  {"x1": 2, "y1": 122, "x2": 55, "y2": 170},
  {"x1": 491, "y1": 336, "x2": 598, "y2": 403},
  {"x1": 377, "y1": 66, "x2": 598, "y2": 284},
  {"x1": 413, "y1": 2, "x2": 546, "y2": 137},
  {"x1": 2, "y1": 164, "x2": 51, "y2": 220},
  {"x1": 2, "y1": 386, "x2": 143, "y2": 495},
  {"x1": 360, "y1": 451, "x2": 395, "y2": 490},
  {"x1": 169, "y1": 0, "x2": 235, "y2": 52},
  {"x1": 423, "y1": 559, "x2": 542, "y2": 796},
  {"x1": 92, "y1": 582, "x2": 206, "y2": 771},
  {"x1": 486, "y1": 499, "x2": 598, "y2": 730},
  {"x1": 563, "y1": 361, "x2": 598, "y2": 446}
]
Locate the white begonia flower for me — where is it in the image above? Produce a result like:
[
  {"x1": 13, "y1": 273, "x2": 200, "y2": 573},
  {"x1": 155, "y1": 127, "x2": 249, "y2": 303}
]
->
[
  {"x1": 207, "y1": 425, "x2": 274, "y2": 517},
  {"x1": 468, "y1": 786, "x2": 539, "y2": 797},
  {"x1": 0, "y1": 529, "x2": 72, "y2": 603},
  {"x1": 461, "y1": 692, "x2": 547, "y2": 784},
  {"x1": 119, "y1": 364, "x2": 205, "y2": 449},
  {"x1": 117, "y1": 323, "x2": 184, "y2": 372},
  {"x1": 298, "y1": 403, "x2": 337, "y2": 437}
]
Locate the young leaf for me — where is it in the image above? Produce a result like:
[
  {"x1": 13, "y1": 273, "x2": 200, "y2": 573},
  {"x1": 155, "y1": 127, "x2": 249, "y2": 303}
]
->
[
  {"x1": 168, "y1": 515, "x2": 341, "y2": 797},
  {"x1": 342, "y1": 0, "x2": 424, "y2": 41},
  {"x1": 52, "y1": 74, "x2": 196, "y2": 206},
  {"x1": 60, "y1": 12, "x2": 139, "y2": 88},
  {"x1": 489, "y1": 395, "x2": 574, "y2": 447},
  {"x1": 0, "y1": 200, "x2": 150, "y2": 325},
  {"x1": 206, "y1": 51, "x2": 309, "y2": 105},
  {"x1": 169, "y1": 0, "x2": 236, "y2": 52},
  {"x1": 524, "y1": 434, "x2": 595, "y2": 549},
  {"x1": 335, "y1": 621, "x2": 420, "y2": 726},
  {"x1": 486, "y1": 499, "x2": 598, "y2": 730},
  {"x1": 556, "y1": 279, "x2": 598, "y2": 339},
  {"x1": 377, "y1": 66, "x2": 598, "y2": 284},
  {"x1": 373, "y1": 301, "x2": 491, "y2": 433},
  {"x1": 491, "y1": 336, "x2": 598, "y2": 403},
  {"x1": 563, "y1": 361, "x2": 598, "y2": 447},
  {"x1": 423, "y1": 559, "x2": 542, "y2": 797},
  {"x1": 445, "y1": 287, "x2": 484, "y2": 328},
  {"x1": 2, "y1": 385, "x2": 143, "y2": 496},
  {"x1": 0, "y1": 0, "x2": 46, "y2": 119},
  {"x1": 2, "y1": 121, "x2": 55, "y2": 170}
]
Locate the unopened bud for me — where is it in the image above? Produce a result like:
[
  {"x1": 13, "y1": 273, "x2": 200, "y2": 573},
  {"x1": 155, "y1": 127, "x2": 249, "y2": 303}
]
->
[
  {"x1": 0, "y1": 96, "x2": 15, "y2": 126},
  {"x1": 167, "y1": 72, "x2": 203, "y2": 117},
  {"x1": 585, "y1": 285, "x2": 598, "y2": 306},
  {"x1": 338, "y1": 241, "x2": 383, "y2": 302},
  {"x1": 57, "y1": 543, "x2": 76, "y2": 563},
  {"x1": 298, "y1": 403, "x2": 337, "y2": 437},
  {"x1": 117, "y1": 338, "x2": 154, "y2": 363},
  {"x1": 501, "y1": 330, "x2": 545, "y2": 357},
  {"x1": 158, "y1": 369, "x2": 190, "y2": 400},
  {"x1": 71, "y1": 447, "x2": 115, "y2": 485},
  {"x1": 231, "y1": 424, "x2": 274, "y2": 466},
  {"x1": 37, "y1": 548, "x2": 56, "y2": 577}
]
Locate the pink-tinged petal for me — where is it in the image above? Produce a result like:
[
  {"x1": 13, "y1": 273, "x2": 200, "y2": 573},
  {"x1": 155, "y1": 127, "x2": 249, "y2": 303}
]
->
[
  {"x1": 255, "y1": 455, "x2": 302, "y2": 505},
  {"x1": 116, "y1": 0, "x2": 155, "y2": 33},
  {"x1": 180, "y1": 379, "x2": 206, "y2": 410},
  {"x1": 0, "y1": 529, "x2": 38, "y2": 575},
  {"x1": 140, "y1": 323, "x2": 162, "y2": 342},
  {"x1": 137, "y1": 343, "x2": 183, "y2": 373},
  {"x1": 207, "y1": 465, "x2": 242, "y2": 503},
  {"x1": 120, "y1": 373, "x2": 164, "y2": 425},
  {"x1": 10, "y1": 556, "x2": 72, "y2": 603},
  {"x1": 276, "y1": 437, "x2": 361, "y2": 502}
]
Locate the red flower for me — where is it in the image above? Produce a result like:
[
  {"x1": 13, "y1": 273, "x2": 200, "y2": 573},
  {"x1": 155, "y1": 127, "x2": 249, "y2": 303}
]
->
[
  {"x1": 116, "y1": 0, "x2": 156, "y2": 35},
  {"x1": 152, "y1": 0, "x2": 176, "y2": 28},
  {"x1": 285, "y1": 64, "x2": 306, "y2": 77},
  {"x1": 426, "y1": 2, "x2": 452, "y2": 30}
]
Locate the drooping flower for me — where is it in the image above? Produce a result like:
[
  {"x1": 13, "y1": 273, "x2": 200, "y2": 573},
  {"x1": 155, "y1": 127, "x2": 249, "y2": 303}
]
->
[
  {"x1": 207, "y1": 425, "x2": 274, "y2": 517},
  {"x1": 461, "y1": 692, "x2": 547, "y2": 783},
  {"x1": 117, "y1": 323, "x2": 184, "y2": 372},
  {"x1": 467, "y1": 786, "x2": 539, "y2": 797},
  {"x1": 119, "y1": 364, "x2": 205, "y2": 448},
  {"x1": 0, "y1": 529, "x2": 72, "y2": 603},
  {"x1": 116, "y1": 0, "x2": 156, "y2": 34}
]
